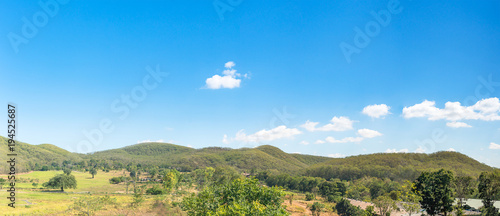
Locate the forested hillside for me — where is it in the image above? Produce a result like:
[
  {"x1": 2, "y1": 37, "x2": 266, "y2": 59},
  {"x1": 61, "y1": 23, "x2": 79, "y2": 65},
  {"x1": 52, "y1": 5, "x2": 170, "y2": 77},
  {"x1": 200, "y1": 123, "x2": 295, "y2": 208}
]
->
[
  {"x1": 0, "y1": 136, "x2": 496, "y2": 182},
  {"x1": 0, "y1": 136, "x2": 82, "y2": 172},
  {"x1": 305, "y1": 151, "x2": 495, "y2": 181},
  {"x1": 89, "y1": 144, "x2": 329, "y2": 173}
]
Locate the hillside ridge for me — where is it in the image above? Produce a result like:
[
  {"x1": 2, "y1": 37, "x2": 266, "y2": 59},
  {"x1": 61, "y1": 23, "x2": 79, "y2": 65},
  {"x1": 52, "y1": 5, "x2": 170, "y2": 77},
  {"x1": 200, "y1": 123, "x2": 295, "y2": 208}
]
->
[{"x1": 0, "y1": 136, "x2": 496, "y2": 179}]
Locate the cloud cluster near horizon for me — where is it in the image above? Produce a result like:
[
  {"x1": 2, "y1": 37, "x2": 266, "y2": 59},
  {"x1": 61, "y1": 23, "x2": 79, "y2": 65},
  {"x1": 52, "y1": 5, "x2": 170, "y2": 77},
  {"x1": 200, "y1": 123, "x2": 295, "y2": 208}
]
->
[
  {"x1": 210, "y1": 63, "x2": 498, "y2": 156},
  {"x1": 403, "y1": 98, "x2": 500, "y2": 127}
]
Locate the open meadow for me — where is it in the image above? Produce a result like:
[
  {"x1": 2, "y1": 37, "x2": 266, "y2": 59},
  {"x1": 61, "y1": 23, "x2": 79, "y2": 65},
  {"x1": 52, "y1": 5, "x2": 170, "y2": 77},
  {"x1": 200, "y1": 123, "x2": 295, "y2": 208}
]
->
[{"x1": 0, "y1": 170, "x2": 164, "y2": 215}]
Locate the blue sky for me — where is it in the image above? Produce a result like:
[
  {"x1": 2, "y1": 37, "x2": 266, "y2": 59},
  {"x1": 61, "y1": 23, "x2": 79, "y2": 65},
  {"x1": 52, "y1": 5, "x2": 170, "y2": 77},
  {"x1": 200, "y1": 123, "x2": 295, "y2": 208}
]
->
[{"x1": 1, "y1": 0, "x2": 499, "y2": 167}]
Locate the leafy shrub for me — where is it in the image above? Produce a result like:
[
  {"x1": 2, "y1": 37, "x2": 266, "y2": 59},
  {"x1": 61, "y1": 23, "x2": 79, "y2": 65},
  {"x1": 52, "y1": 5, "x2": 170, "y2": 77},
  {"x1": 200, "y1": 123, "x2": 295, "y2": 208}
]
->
[
  {"x1": 305, "y1": 192, "x2": 315, "y2": 201},
  {"x1": 181, "y1": 178, "x2": 288, "y2": 216},
  {"x1": 309, "y1": 202, "x2": 325, "y2": 216},
  {"x1": 109, "y1": 176, "x2": 126, "y2": 184},
  {"x1": 327, "y1": 195, "x2": 341, "y2": 203},
  {"x1": 146, "y1": 185, "x2": 166, "y2": 195}
]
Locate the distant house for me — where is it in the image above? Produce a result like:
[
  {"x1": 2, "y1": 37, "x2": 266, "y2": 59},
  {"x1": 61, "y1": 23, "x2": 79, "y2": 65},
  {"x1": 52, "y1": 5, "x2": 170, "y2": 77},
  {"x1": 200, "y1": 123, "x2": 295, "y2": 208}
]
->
[{"x1": 459, "y1": 199, "x2": 500, "y2": 212}]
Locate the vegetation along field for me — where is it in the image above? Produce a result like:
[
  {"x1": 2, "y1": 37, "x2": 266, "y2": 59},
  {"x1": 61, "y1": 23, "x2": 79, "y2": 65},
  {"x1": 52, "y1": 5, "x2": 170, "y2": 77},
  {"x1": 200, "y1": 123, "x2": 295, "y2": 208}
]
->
[{"x1": 1, "y1": 136, "x2": 500, "y2": 215}]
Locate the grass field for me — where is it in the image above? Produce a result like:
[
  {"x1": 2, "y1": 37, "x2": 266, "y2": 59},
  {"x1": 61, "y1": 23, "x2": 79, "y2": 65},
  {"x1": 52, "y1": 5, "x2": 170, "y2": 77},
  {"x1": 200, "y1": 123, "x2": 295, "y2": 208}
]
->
[
  {"x1": 0, "y1": 170, "x2": 341, "y2": 215},
  {"x1": 0, "y1": 170, "x2": 165, "y2": 215}
]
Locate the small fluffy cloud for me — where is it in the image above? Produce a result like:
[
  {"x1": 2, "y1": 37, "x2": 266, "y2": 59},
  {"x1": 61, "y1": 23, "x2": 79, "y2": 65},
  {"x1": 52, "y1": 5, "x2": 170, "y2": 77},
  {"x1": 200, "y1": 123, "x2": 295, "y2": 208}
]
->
[
  {"x1": 315, "y1": 140, "x2": 326, "y2": 144},
  {"x1": 385, "y1": 148, "x2": 409, "y2": 153},
  {"x1": 224, "y1": 61, "x2": 235, "y2": 68},
  {"x1": 205, "y1": 61, "x2": 247, "y2": 89},
  {"x1": 447, "y1": 148, "x2": 456, "y2": 152},
  {"x1": 227, "y1": 125, "x2": 302, "y2": 143},
  {"x1": 415, "y1": 146, "x2": 426, "y2": 153},
  {"x1": 328, "y1": 153, "x2": 345, "y2": 158},
  {"x1": 446, "y1": 121, "x2": 472, "y2": 128},
  {"x1": 315, "y1": 128, "x2": 382, "y2": 144},
  {"x1": 300, "y1": 140, "x2": 310, "y2": 145},
  {"x1": 489, "y1": 142, "x2": 500, "y2": 150},
  {"x1": 325, "y1": 136, "x2": 364, "y2": 143},
  {"x1": 403, "y1": 98, "x2": 500, "y2": 122},
  {"x1": 357, "y1": 129, "x2": 383, "y2": 138},
  {"x1": 362, "y1": 104, "x2": 391, "y2": 118},
  {"x1": 222, "y1": 134, "x2": 230, "y2": 144},
  {"x1": 301, "y1": 116, "x2": 354, "y2": 132}
]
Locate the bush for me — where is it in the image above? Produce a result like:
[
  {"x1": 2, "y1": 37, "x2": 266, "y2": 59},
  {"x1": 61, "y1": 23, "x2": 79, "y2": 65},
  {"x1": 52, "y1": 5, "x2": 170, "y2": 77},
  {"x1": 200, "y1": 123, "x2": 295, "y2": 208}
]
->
[
  {"x1": 336, "y1": 198, "x2": 365, "y2": 216},
  {"x1": 146, "y1": 185, "x2": 166, "y2": 195},
  {"x1": 327, "y1": 195, "x2": 341, "y2": 203},
  {"x1": 181, "y1": 178, "x2": 288, "y2": 216},
  {"x1": 310, "y1": 202, "x2": 325, "y2": 216},
  {"x1": 305, "y1": 192, "x2": 315, "y2": 201},
  {"x1": 109, "y1": 177, "x2": 126, "y2": 184}
]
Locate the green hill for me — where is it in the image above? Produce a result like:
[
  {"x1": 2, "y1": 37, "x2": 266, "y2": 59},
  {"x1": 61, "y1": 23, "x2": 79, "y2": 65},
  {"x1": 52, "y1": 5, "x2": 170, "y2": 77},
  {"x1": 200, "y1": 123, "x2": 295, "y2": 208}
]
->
[
  {"x1": 305, "y1": 151, "x2": 496, "y2": 181},
  {"x1": 0, "y1": 136, "x2": 496, "y2": 181},
  {"x1": 0, "y1": 137, "x2": 82, "y2": 173},
  {"x1": 89, "y1": 144, "x2": 324, "y2": 173}
]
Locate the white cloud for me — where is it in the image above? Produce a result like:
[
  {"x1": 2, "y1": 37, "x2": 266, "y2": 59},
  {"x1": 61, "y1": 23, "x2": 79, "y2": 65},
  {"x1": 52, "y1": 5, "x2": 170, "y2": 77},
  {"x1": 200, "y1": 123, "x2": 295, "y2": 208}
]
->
[
  {"x1": 301, "y1": 116, "x2": 354, "y2": 132},
  {"x1": 357, "y1": 129, "x2": 383, "y2": 138},
  {"x1": 137, "y1": 139, "x2": 164, "y2": 143},
  {"x1": 385, "y1": 148, "x2": 409, "y2": 153},
  {"x1": 446, "y1": 121, "x2": 472, "y2": 128},
  {"x1": 206, "y1": 75, "x2": 241, "y2": 89},
  {"x1": 489, "y1": 142, "x2": 500, "y2": 150},
  {"x1": 325, "y1": 136, "x2": 364, "y2": 143},
  {"x1": 224, "y1": 61, "x2": 235, "y2": 68},
  {"x1": 230, "y1": 125, "x2": 302, "y2": 143},
  {"x1": 300, "y1": 140, "x2": 309, "y2": 145},
  {"x1": 314, "y1": 128, "x2": 382, "y2": 144},
  {"x1": 447, "y1": 148, "x2": 456, "y2": 152},
  {"x1": 362, "y1": 104, "x2": 391, "y2": 118},
  {"x1": 315, "y1": 140, "x2": 326, "y2": 144},
  {"x1": 403, "y1": 98, "x2": 500, "y2": 122},
  {"x1": 328, "y1": 153, "x2": 345, "y2": 158},
  {"x1": 222, "y1": 134, "x2": 230, "y2": 144},
  {"x1": 415, "y1": 146, "x2": 426, "y2": 153},
  {"x1": 205, "y1": 61, "x2": 247, "y2": 89}
]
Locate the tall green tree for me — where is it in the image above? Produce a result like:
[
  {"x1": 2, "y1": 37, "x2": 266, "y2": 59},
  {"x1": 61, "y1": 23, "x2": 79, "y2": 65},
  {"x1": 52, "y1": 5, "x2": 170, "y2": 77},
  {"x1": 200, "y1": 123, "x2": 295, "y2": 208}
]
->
[
  {"x1": 412, "y1": 169, "x2": 454, "y2": 216},
  {"x1": 162, "y1": 169, "x2": 179, "y2": 192},
  {"x1": 63, "y1": 168, "x2": 72, "y2": 175},
  {"x1": 309, "y1": 202, "x2": 325, "y2": 216},
  {"x1": 454, "y1": 175, "x2": 476, "y2": 208},
  {"x1": 400, "y1": 181, "x2": 422, "y2": 216},
  {"x1": 478, "y1": 171, "x2": 500, "y2": 216},
  {"x1": 335, "y1": 198, "x2": 364, "y2": 216},
  {"x1": 43, "y1": 174, "x2": 77, "y2": 192},
  {"x1": 373, "y1": 195, "x2": 397, "y2": 216},
  {"x1": 182, "y1": 178, "x2": 288, "y2": 216},
  {"x1": 90, "y1": 168, "x2": 97, "y2": 179}
]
